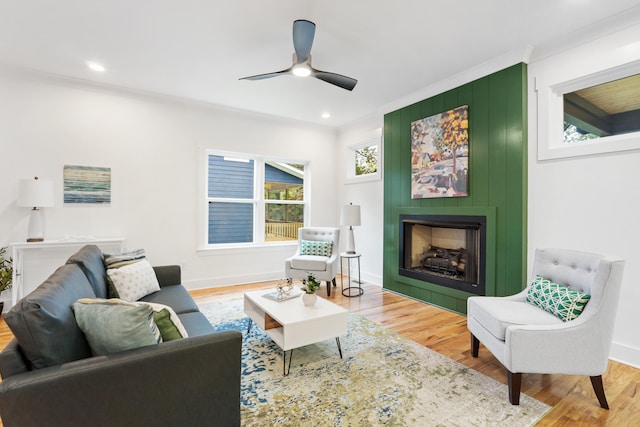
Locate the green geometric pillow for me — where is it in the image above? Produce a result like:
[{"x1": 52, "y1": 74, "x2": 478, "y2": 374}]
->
[
  {"x1": 300, "y1": 240, "x2": 333, "y2": 257},
  {"x1": 525, "y1": 275, "x2": 591, "y2": 322}
]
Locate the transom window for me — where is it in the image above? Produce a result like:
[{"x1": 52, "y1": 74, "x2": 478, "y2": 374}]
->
[
  {"x1": 563, "y1": 73, "x2": 640, "y2": 143},
  {"x1": 206, "y1": 152, "x2": 306, "y2": 245}
]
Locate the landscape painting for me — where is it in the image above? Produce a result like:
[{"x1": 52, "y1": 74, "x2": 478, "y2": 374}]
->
[
  {"x1": 411, "y1": 105, "x2": 469, "y2": 199},
  {"x1": 63, "y1": 165, "x2": 111, "y2": 204}
]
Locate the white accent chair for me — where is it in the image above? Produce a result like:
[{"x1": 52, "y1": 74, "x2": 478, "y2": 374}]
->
[
  {"x1": 285, "y1": 227, "x2": 340, "y2": 296},
  {"x1": 467, "y1": 248, "x2": 624, "y2": 408}
]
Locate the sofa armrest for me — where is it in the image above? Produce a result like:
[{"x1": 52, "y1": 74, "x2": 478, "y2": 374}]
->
[
  {"x1": 0, "y1": 331, "x2": 242, "y2": 427},
  {"x1": 153, "y1": 265, "x2": 181, "y2": 287}
]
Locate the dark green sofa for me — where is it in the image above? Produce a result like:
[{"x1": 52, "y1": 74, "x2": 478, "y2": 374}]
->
[{"x1": 0, "y1": 245, "x2": 241, "y2": 427}]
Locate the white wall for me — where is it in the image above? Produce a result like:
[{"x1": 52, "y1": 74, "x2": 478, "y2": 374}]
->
[
  {"x1": 528, "y1": 24, "x2": 640, "y2": 367},
  {"x1": 0, "y1": 65, "x2": 338, "y2": 297},
  {"x1": 336, "y1": 118, "x2": 384, "y2": 285}
]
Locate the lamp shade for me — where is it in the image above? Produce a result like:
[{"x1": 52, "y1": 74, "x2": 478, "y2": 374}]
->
[
  {"x1": 17, "y1": 177, "x2": 55, "y2": 208},
  {"x1": 340, "y1": 203, "x2": 361, "y2": 227}
]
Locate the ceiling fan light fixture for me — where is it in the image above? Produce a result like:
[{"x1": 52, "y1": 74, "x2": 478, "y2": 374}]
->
[
  {"x1": 239, "y1": 20, "x2": 357, "y2": 91},
  {"x1": 292, "y1": 64, "x2": 311, "y2": 77}
]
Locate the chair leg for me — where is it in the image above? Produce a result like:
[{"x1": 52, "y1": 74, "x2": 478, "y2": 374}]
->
[
  {"x1": 471, "y1": 333, "x2": 479, "y2": 357},
  {"x1": 332, "y1": 277, "x2": 337, "y2": 287},
  {"x1": 507, "y1": 370, "x2": 522, "y2": 405},
  {"x1": 590, "y1": 375, "x2": 610, "y2": 409},
  {"x1": 326, "y1": 281, "x2": 331, "y2": 296}
]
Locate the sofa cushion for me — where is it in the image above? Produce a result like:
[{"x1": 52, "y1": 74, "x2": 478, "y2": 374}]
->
[
  {"x1": 4, "y1": 264, "x2": 95, "y2": 369},
  {"x1": 72, "y1": 298, "x2": 162, "y2": 356},
  {"x1": 107, "y1": 259, "x2": 161, "y2": 301},
  {"x1": 468, "y1": 296, "x2": 562, "y2": 341},
  {"x1": 66, "y1": 244, "x2": 109, "y2": 299},
  {"x1": 177, "y1": 312, "x2": 216, "y2": 337},
  {"x1": 290, "y1": 255, "x2": 329, "y2": 271},
  {"x1": 300, "y1": 240, "x2": 333, "y2": 257},
  {"x1": 525, "y1": 275, "x2": 591, "y2": 322},
  {"x1": 138, "y1": 284, "x2": 199, "y2": 314}
]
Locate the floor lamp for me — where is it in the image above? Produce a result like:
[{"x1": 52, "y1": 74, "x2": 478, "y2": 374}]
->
[
  {"x1": 340, "y1": 203, "x2": 361, "y2": 254},
  {"x1": 17, "y1": 177, "x2": 55, "y2": 242}
]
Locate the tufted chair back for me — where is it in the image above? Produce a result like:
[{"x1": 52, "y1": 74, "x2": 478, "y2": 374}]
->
[
  {"x1": 529, "y1": 248, "x2": 624, "y2": 348},
  {"x1": 296, "y1": 228, "x2": 340, "y2": 257}
]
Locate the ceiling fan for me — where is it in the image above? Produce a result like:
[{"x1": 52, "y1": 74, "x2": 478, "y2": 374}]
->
[{"x1": 240, "y1": 19, "x2": 358, "y2": 91}]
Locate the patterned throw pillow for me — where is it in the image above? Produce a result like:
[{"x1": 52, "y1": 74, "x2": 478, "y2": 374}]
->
[
  {"x1": 300, "y1": 240, "x2": 333, "y2": 257},
  {"x1": 107, "y1": 259, "x2": 161, "y2": 301},
  {"x1": 525, "y1": 275, "x2": 591, "y2": 322},
  {"x1": 72, "y1": 298, "x2": 162, "y2": 356}
]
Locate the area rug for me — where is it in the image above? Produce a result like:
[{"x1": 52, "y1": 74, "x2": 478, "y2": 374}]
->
[{"x1": 200, "y1": 299, "x2": 551, "y2": 427}]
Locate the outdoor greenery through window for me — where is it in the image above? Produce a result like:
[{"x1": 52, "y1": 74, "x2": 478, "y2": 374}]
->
[
  {"x1": 207, "y1": 153, "x2": 305, "y2": 245},
  {"x1": 355, "y1": 145, "x2": 378, "y2": 176},
  {"x1": 563, "y1": 123, "x2": 599, "y2": 144}
]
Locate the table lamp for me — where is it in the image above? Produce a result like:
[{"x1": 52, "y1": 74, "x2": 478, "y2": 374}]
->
[
  {"x1": 17, "y1": 177, "x2": 55, "y2": 242},
  {"x1": 340, "y1": 203, "x2": 361, "y2": 254}
]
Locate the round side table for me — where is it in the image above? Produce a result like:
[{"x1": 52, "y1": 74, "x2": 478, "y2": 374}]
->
[{"x1": 340, "y1": 252, "x2": 363, "y2": 297}]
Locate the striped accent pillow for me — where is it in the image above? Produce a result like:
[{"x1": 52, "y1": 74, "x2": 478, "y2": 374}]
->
[
  {"x1": 300, "y1": 240, "x2": 333, "y2": 257},
  {"x1": 104, "y1": 248, "x2": 146, "y2": 269}
]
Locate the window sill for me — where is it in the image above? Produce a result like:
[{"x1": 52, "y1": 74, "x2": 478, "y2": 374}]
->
[
  {"x1": 345, "y1": 173, "x2": 381, "y2": 185},
  {"x1": 197, "y1": 241, "x2": 297, "y2": 256}
]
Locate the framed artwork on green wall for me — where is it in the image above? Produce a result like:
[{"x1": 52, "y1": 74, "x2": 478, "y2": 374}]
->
[{"x1": 410, "y1": 105, "x2": 469, "y2": 199}]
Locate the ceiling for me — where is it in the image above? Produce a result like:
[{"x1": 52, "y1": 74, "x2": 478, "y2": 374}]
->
[{"x1": 2, "y1": 0, "x2": 640, "y2": 128}]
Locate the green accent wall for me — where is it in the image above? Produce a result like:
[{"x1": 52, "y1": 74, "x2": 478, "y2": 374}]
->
[{"x1": 383, "y1": 63, "x2": 528, "y2": 314}]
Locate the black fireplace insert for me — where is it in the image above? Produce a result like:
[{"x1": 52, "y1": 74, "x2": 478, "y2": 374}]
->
[{"x1": 399, "y1": 214, "x2": 486, "y2": 295}]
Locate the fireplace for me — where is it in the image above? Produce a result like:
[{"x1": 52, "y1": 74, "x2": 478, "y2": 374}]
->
[{"x1": 399, "y1": 214, "x2": 486, "y2": 295}]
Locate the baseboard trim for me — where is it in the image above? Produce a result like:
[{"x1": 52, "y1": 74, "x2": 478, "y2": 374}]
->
[
  {"x1": 184, "y1": 270, "x2": 382, "y2": 291},
  {"x1": 609, "y1": 341, "x2": 640, "y2": 369}
]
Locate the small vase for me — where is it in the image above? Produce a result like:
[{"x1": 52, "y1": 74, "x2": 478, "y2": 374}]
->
[{"x1": 302, "y1": 293, "x2": 317, "y2": 307}]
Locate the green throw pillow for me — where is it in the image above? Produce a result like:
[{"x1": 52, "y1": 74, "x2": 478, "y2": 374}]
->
[
  {"x1": 300, "y1": 240, "x2": 333, "y2": 257},
  {"x1": 72, "y1": 298, "x2": 162, "y2": 356},
  {"x1": 142, "y1": 302, "x2": 189, "y2": 341},
  {"x1": 525, "y1": 275, "x2": 591, "y2": 322}
]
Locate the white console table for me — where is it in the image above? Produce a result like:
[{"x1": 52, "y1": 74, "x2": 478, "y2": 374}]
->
[{"x1": 10, "y1": 238, "x2": 125, "y2": 307}]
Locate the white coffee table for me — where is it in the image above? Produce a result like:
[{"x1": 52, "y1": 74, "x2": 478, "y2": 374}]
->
[{"x1": 243, "y1": 289, "x2": 348, "y2": 375}]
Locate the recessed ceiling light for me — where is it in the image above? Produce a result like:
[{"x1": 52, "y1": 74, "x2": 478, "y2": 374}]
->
[
  {"x1": 321, "y1": 112, "x2": 331, "y2": 119},
  {"x1": 86, "y1": 61, "x2": 105, "y2": 72}
]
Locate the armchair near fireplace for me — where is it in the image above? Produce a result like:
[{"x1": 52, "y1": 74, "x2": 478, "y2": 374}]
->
[
  {"x1": 467, "y1": 248, "x2": 624, "y2": 408},
  {"x1": 285, "y1": 227, "x2": 340, "y2": 296}
]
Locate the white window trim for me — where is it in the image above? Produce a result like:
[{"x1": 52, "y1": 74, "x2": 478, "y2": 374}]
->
[
  {"x1": 536, "y1": 57, "x2": 640, "y2": 161},
  {"x1": 200, "y1": 149, "x2": 308, "y2": 250},
  {"x1": 345, "y1": 138, "x2": 382, "y2": 184}
]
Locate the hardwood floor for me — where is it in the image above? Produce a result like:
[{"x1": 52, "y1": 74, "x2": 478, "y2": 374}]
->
[{"x1": 2, "y1": 280, "x2": 639, "y2": 426}]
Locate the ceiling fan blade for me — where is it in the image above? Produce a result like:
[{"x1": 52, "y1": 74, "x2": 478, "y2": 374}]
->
[
  {"x1": 239, "y1": 68, "x2": 291, "y2": 81},
  {"x1": 313, "y1": 70, "x2": 358, "y2": 91},
  {"x1": 292, "y1": 19, "x2": 315, "y2": 63}
]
